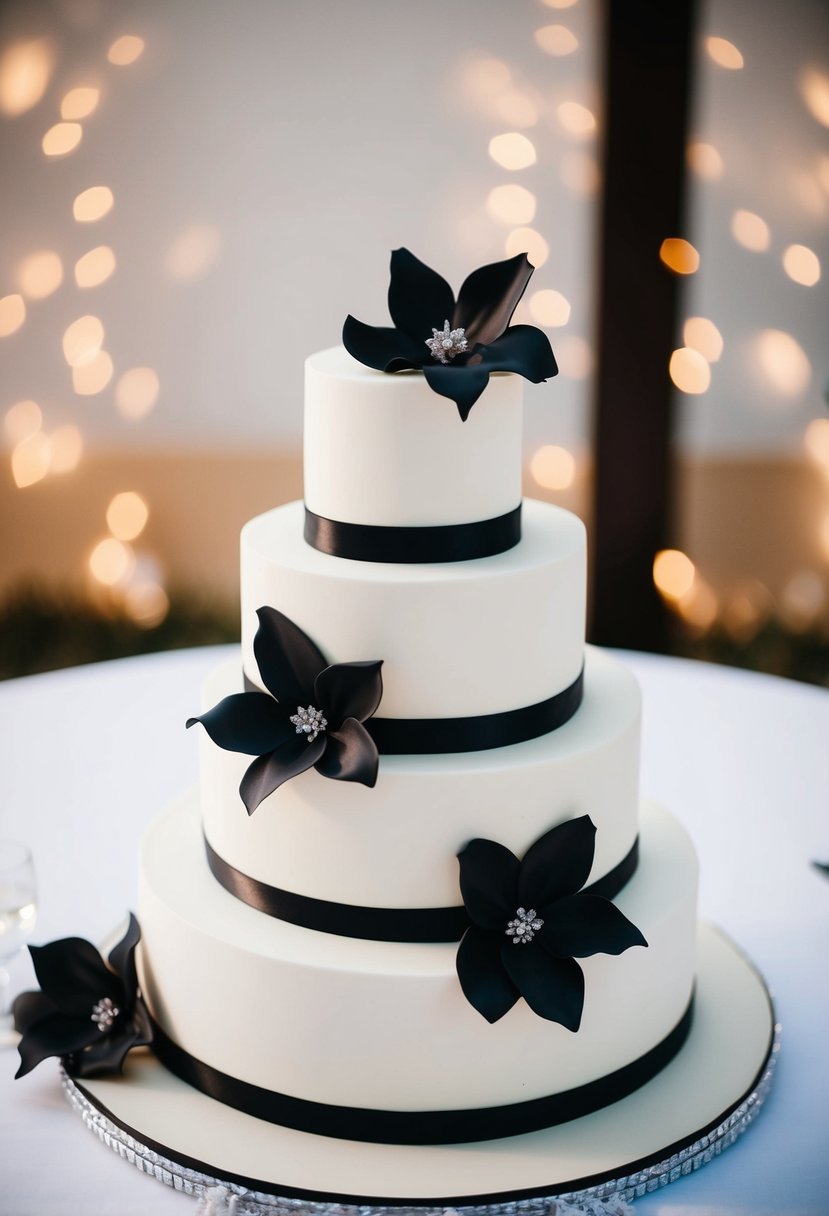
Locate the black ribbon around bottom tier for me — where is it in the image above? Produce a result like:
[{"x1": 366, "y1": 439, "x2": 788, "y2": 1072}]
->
[
  {"x1": 204, "y1": 834, "x2": 639, "y2": 943},
  {"x1": 303, "y1": 504, "x2": 522, "y2": 564},
  {"x1": 149, "y1": 993, "x2": 694, "y2": 1146},
  {"x1": 242, "y1": 666, "x2": 585, "y2": 756}
]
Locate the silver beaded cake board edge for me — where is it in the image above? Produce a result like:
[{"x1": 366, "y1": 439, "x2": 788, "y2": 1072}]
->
[{"x1": 62, "y1": 923, "x2": 777, "y2": 1214}]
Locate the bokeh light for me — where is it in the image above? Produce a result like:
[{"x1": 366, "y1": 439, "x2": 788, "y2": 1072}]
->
[
  {"x1": 556, "y1": 101, "x2": 596, "y2": 137},
  {"x1": 560, "y1": 150, "x2": 600, "y2": 196},
  {"x1": 124, "y1": 581, "x2": 170, "y2": 629},
  {"x1": 669, "y1": 348, "x2": 711, "y2": 394},
  {"x1": 530, "y1": 445, "x2": 576, "y2": 490},
  {"x1": 74, "y1": 246, "x2": 116, "y2": 288},
  {"x1": 755, "y1": 330, "x2": 811, "y2": 397},
  {"x1": 0, "y1": 39, "x2": 53, "y2": 117},
  {"x1": 4, "y1": 400, "x2": 42, "y2": 443},
  {"x1": 782, "y1": 244, "x2": 820, "y2": 286},
  {"x1": 73, "y1": 186, "x2": 114, "y2": 222},
  {"x1": 534, "y1": 25, "x2": 579, "y2": 56},
  {"x1": 48, "y1": 425, "x2": 83, "y2": 474},
  {"x1": 555, "y1": 335, "x2": 592, "y2": 380},
  {"x1": 89, "y1": 538, "x2": 136, "y2": 586},
  {"x1": 63, "y1": 315, "x2": 104, "y2": 367},
  {"x1": 731, "y1": 210, "x2": 770, "y2": 252},
  {"x1": 492, "y1": 91, "x2": 539, "y2": 128},
  {"x1": 705, "y1": 37, "x2": 744, "y2": 70},
  {"x1": 488, "y1": 132, "x2": 536, "y2": 170},
  {"x1": 0, "y1": 294, "x2": 26, "y2": 337},
  {"x1": 486, "y1": 185, "x2": 537, "y2": 225},
  {"x1": 653, "y1": 549, "x2": 696, "y2": 600},
  {"x1": 461, "y1": 57, "x2": 511, "y2": 102},
  {"x1": 11, "y1": 433, "x2": 51, "y2": 488},
  {"x1": 804, "y1": 418, "x2": 829, "y2": 476},
  {"x1": 780, "y1": 570, "x2": 826, "y2": 632},
  {"x1": 60, "y1": 86, "x2": 99, "y2": 120},
  {"x1": 164, "y1": 224, "x2": 222, "y2": 281},
  {"x1": 683, "y1": 317, "x2": 723, "y2": 362},
  {"x1": 115, "y1": 368, "x2": 160, "y2": 420},
  {"x1": 16, "y1": 251, "x2": 63, "y2": 300},
  {"x1": 540, "y1": 0, "x2": 578, "y2": 8},
  {"x1": 107, "y1": 491, "x2": 149, "y2": 541},
  {"x1": 800, "y1": 68, "x2": 829, "y2": 128},
  {"x1": 107, "y1": 36, "x2": 145, "y2": 67},
  {"x1": 528, "y1": 289, "x2": 571, "y2": 327},
  {"x1": 42, "y1": 122, "x2": 82, "y2": 157},
  {"x1": 675, "y1": 578, "x2": 719, "y2": 633},
  {"x1": 505, "y1": 227, "x2": 549, "y2": 268},
  {"x1": 687, "y1": 141, "x2": 723, "y2": 180},
  {"x1": 72, "y1": 349, "x2": 114, "y2": 395},
  {"x1": 659, "y1": 238, "x2": 700, "y2": 274}
]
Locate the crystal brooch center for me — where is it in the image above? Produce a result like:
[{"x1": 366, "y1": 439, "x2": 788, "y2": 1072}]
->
[
  {"x1": 290, "y1": 705, "x2": 328, "y2": 743},
  {"x1": 90, "y1": 996, "x2": 120, "y2": 1031},
  {"x1": 426, "y1": 319, "x2": 468, "y2": 364},
  {"x1": 506, "y1": 907, "x2": 544, "y2": 945}
]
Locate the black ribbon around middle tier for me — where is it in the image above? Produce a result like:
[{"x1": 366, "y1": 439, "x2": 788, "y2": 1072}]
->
[
  {"x1": 204, "y1": 834, "x2": 639, "y2": 942},
  {"x1": 242, "y1": 665, "x2": 584, "y2": 755},
  {"x1": 304, "y1": 504, "x2": 522, "y2": 564},
  {"x1": 148, "y1": 991, "x2": 693, "y2": 1146}
]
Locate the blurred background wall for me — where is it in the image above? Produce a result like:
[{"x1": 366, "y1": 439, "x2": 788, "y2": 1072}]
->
[{"x1": 1, "y1": 0, "x2": 827, "y2": 679}]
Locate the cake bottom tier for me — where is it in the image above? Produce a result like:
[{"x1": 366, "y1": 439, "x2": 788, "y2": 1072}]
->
[{"x1": 138, "y1": 795, "x2": 697, "y2": 1136}]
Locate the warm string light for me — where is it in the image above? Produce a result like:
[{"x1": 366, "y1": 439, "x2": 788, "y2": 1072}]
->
[
  {"x1": 659, "y1": 238, "x2": 700, "y2": 275},
  {"x1": 164, "y1": 224, "x2": 222, "y2": 281},
  {"x1": 486, "y1": 185, "x2": 537, "y2": 225},
  {"x1": 42, "y1": 122, "x2": 82, "y2": 157},
  {"x1": 0, "y1": 39, "x2": 54, "y2": 116},
  {"x1": 755, "y1": 330, "x2": 811, "y2": 398},
  {"x1": 488, "y1": 132, "x2": 536, "y2": 170},
  {"x1": 16, "y1": 251, "x2": 63, "y2": 300},
  {"x1": 705, "y1": 36, "x2": 744, "y2": 70},
  {"x1": 731, "y1": 210, "x2": 770, "y2": 252},
  {"x1": 107, "y1": 36, "x2": 145, "y2": 67},
  {"x1": 528, "y1": 289, "x2": 571, "y2": 327},
  {"x1": 61, "y1": 87, "x2": 99, "y2": 120},
  {"x1": 534, "y1": 26, "x2": 579, "y2": 57},
  {"x1": 0, "y1": 294, "x2": 26, "y2": 337},
  {"x1": 505, "y1": 227, "x2": 548, "y2": 267},
  {"x1": 530, "y1": 445, "x2": 576, "y2": 490},
  {"x1": 669, "y1": 348, "x2": 711, "y2": 395},
  {"x1": 683, "y1": 317, "x2": 723, "y2": 363},
  {"x1": 782, "y1": 245, "x2": 820, "y2": 286},
  {"x1": 73, "y1": 186, "x2": 114, "y2": 222},
  {"x1": 687, "y1": 141, "x2": 723, "y2": 180},
  {"x1": 75, "y1": 246, "x2": 116, "y2": 288}
]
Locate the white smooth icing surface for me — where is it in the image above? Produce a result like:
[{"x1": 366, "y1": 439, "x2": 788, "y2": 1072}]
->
[
  {"x1": 241, "y1": 498, "x2": 586, "y2": 718},
  {"x1": 199, "y1": 645, "x2": 641, "y2": 907},
  {"x1": 138, "y1": 796, "x2": 697, "y2": 1112},
  {"x1": 304, "y1": 346, "x2": 522, "y2": 527}
]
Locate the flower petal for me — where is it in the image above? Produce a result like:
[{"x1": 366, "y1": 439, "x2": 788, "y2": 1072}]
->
[
  {"x1": 15, "y1": 1010, "x2": 101, "y2": 1079},
  {"x1": 253, "y1": 606, "x2": 327, "y2": 704},
  {"x1": 456, "y1": 926, "x2": 520, "y2": 1023},
  {"x1": 387, "y1": 248, "x2": 456, "y2": 342},
  {"x1": 239, "y1": 733, "x2": 326, "y2": 814},
  {"x1": 518, "y1": 815, "x2": 597, "y2": 910},
  {"x1": 500, "y1": 943, "x2": 585, "y2": 1030},
  {"x1": 12, "y1": 989, "x2": 54, "y2": 1035},
  {"x1": 314, "y1": 717, "x2": 379, "y2": 787},
  {"x1": 68, "y1": 1021, "x2": 151, "y2": 1079},
  {"x1": 457, "y1": 838, "x2": 520, "y2": 931},
  {"x1": 187, "y1": 692, "x2": 293, "y2": 756},
  {"x1": 422, "y1": 360, "x2": 490, "y2": 422},
  {"x1": 473, "y1": 325, "x2": 558, "y2": 383},
  {"x1": 540, "y1": 895, "x2": 648, "y2": 959},
  {"x1": 342, "y1": 315, "x2": 425, "y2": 372},
  {"x1": 453, "y1": 253, "x2": 533, "y2": 346},
  {"x1": 107, "y1": 913, "x2": 141, "y2": 1007},
  {"x1": 313, "y1": 660, "x2": 383, "y2": 727},
  {"x1": 30, "y1": 937, "x2": 119, "y2": 1018}
]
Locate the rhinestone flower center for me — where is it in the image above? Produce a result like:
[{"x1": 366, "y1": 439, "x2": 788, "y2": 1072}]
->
[
  {"x1": 425, "y1": 319, "x2": 468, "y2": 364},
  {"x1": 290, "y1": 704, "x2": 328, "y2": 743},
  {"x1": 90, "y1": 996, "x2": 120, "y2": 1032},
  {"x1": 505, "y1": 907, "x2": 544, "y2": 945}
]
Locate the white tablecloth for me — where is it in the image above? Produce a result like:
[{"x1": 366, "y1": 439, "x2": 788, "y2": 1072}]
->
[{"x1": 1, "y1": 647, "x2": 827, "y2": 1214}]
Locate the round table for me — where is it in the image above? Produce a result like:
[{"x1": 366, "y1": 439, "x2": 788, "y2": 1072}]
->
[{"x1": 0, "y1": 647, "x2": 827, "y2": 1214}]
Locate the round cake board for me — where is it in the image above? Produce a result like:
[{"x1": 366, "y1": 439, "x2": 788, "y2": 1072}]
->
[{"x1": 69, "y1": 923, "x2": 775, "y2": 1210}]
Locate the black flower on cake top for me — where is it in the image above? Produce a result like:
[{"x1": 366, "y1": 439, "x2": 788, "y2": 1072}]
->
[
  {"x1": 456, "y1": 816, "x2": 647, "y2": 1030},
  {"x1": 13, "y1": 914, "x2": 152, "y2": 1080},
  {"x1": 187, "y1": 607, "x2": 383, "y2": 813},
  {"x1": 343, "y1": 248, "x2": 558, "y2": 421}
]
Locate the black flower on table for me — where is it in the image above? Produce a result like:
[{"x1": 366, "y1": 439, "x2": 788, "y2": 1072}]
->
[
  {"x1": 456, "y1": 816, "x2": 647, "y2": 1030},
  {"x1": 187, "y1": 606, "x2": 383, "y2": 814},
  {"x1": 343, "y1": 248, "x2": 558, "y2": 421},
  {"x1": 13, "y1": 913, "x2": 152, "y2": 1080}
]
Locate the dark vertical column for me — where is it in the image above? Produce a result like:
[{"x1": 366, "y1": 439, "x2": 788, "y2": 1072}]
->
[{"x1": 589, "y1": 0, "x2": 697, "y2": 649}]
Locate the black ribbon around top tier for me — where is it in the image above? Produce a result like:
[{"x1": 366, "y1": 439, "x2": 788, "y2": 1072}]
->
[
  {"x1": 242, "y1": 665, "x2": 584, "y2": 756},
  {"x1": 148, "y1": 992, "x2": 693, "y2": 1146},
  {"x1": 303, "y1": 504, "x2": 522, "y2": 563},
  {"x1": 204, "y1": 834, "x2": 639, "y2": 943}
]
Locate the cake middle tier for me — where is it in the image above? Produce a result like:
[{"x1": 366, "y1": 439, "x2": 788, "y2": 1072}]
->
[
  {"x1": 241, "y1": 498, "x2": 586, "y2": 719},
  {"x1": 199, "y1": 646, "x2": 640, "y2": 910}
]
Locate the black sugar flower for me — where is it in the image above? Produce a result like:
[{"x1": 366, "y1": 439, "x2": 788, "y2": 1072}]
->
[
  {"x1": 456, "y1": 816, "x2": 647, "y2": 1030},
  {"x1": 13, "y1": 914, "x2": 152, "y2": 1080},
  {"x1": 343, "y1": 248, "x2": 558, "y2": 421},
  {"x1": 187, "y1": 606, "x2": 383, "y2": 813}
]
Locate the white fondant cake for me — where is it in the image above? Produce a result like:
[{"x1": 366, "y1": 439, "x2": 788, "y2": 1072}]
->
[{"x1": 137, "y1": 338, "x2": 700, "y2": 1145}]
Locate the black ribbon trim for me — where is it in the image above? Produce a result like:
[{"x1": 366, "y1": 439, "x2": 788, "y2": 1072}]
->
[
  {"x1": 148, "y1": 993, "x2": 694, "y2": 1146},
  {"x1": 204, "y1": 835, "x2": 639, "y2": 943},
  {"x1": 304, "y1": 504, "x2": 522, "y2": 564},
  {"x1": 242, "y1": 666, "x2": 584, "y2": 756}
]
